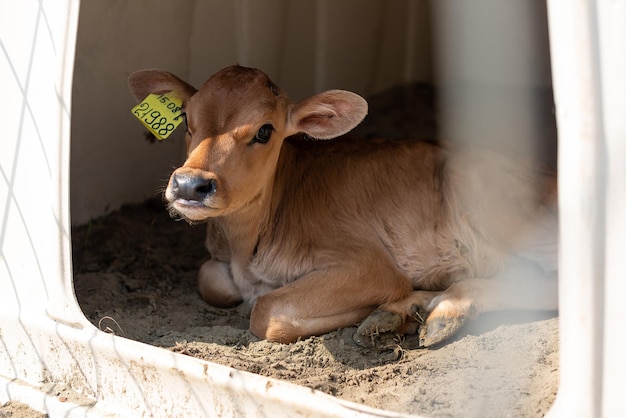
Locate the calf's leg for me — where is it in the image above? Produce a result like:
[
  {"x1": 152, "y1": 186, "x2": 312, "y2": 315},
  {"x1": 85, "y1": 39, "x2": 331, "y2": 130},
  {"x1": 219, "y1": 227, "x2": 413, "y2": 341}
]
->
[
  {"x1": 356, "y1": 274, "x2": 558, "y2": 347},
  {"x1": 250, "y1": 261, "x2": 412, "y2": 343},
  {"x1": 197, "y1": 259, "x2": 242, "y2": 308}
]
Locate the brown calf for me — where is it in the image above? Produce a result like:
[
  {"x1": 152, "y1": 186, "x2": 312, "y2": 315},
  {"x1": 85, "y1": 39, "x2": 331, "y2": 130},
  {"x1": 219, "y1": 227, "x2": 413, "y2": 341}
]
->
[{"x1": 128, "y1": 65, "x2": 558, "y2": 347}]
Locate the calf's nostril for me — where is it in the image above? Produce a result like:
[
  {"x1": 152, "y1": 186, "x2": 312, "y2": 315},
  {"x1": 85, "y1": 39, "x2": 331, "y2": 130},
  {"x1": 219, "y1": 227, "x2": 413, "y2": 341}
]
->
[{"x1": 196, "y1": 179, "x2": 217, "y2": 197}]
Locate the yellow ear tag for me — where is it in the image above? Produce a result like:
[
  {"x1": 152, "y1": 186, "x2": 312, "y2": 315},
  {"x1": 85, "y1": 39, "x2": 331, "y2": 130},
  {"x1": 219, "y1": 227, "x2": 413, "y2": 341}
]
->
[{"x1": 131, "y1": 91, "x2": 184, "y2": 140}]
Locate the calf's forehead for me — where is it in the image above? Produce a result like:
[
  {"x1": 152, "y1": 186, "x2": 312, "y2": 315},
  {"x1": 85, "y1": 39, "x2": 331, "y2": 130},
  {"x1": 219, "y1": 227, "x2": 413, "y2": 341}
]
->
[{"x1": 186, "y1": 66, "x2": 287, "y2": 135}]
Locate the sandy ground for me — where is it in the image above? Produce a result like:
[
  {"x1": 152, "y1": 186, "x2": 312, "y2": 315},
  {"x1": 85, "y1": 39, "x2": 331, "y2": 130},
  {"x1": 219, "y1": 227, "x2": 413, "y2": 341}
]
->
[
  {"x1": 67, "y1": 83, "x2": 559, "y2": 417},
  {"x1": 70, "y1": 200, "x2": 559, "y2": 418},
  {"x1": 0, "y1": 402, "x2": 47, "y2": 418}
]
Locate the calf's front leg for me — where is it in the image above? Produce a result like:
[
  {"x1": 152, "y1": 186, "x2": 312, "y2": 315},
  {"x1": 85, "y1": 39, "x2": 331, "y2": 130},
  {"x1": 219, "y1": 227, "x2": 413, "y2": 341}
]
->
[{"x1": 250, "y1": 261, "x2": 413, "y2": 343}]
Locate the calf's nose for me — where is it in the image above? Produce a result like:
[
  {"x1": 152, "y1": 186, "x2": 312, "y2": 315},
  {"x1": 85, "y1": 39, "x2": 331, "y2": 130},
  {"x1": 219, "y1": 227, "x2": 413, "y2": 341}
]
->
[{"x1": 171, "y1": 173, "x2": 217, "y2": 202}]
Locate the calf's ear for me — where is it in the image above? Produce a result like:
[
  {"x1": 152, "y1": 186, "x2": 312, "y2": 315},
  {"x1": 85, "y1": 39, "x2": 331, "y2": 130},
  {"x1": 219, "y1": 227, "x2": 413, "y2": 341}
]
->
[
  {"x1": 286, "y1": 90, "x2": 368, "y2": 139},
  {"x1": 128, "y1": 69, "x2": 197, "y2": 102}
]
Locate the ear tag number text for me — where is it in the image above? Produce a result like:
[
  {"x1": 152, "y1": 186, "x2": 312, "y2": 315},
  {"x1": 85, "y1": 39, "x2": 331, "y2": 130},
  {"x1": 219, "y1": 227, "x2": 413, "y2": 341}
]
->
[{"x1": 131, "y1": 92, "x2": 183, "y2": 140}]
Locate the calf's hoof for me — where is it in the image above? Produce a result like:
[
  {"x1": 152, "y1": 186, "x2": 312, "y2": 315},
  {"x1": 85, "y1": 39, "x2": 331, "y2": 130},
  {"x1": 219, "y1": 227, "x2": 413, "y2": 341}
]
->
[
  {"x1": 354, "y1": 303, "x2": 470, "y2": 349},
  {"x1": 354, "y1": 309, "x2": 403, "y2": 347},
  {"x1": 418, "y1": 315, "x2": 466, "y2": 347}
]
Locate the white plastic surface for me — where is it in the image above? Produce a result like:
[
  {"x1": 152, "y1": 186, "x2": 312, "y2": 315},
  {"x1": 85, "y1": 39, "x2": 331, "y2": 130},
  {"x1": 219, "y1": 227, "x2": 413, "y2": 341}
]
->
[{"x1": 546, "y1": 0, "x2": 626, "y2": 416}]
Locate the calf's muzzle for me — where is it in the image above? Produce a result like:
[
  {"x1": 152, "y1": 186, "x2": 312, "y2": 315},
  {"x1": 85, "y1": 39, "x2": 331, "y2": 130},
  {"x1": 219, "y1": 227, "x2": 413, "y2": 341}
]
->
[{"x1": 170, "y1": 172, "x2": 217, "y2": 203}]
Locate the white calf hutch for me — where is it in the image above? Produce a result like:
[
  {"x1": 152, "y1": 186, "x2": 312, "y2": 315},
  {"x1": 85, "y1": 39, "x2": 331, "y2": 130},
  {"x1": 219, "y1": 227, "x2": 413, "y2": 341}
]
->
[{"x1": 1, "y1": 0, "x2": 624, "y2": 416}]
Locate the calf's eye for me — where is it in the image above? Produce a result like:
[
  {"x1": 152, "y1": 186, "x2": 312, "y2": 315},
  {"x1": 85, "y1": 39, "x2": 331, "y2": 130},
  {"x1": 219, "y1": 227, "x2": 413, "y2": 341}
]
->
[{"x1": 253, "y1": 124, "x2": 274, "y2": 144}]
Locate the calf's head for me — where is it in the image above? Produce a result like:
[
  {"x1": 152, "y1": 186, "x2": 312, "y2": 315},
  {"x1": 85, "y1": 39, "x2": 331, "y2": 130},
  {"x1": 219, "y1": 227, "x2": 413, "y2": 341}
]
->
[{"x1": 129, "y1": 65, "x2": 368, "y2": 221}]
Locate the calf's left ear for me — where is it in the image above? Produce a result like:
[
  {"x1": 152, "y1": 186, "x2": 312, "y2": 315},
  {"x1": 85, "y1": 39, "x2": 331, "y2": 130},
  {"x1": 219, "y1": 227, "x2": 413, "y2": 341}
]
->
[{"x1": 286, "y1": 90, "x2": 368, "y2": 139}]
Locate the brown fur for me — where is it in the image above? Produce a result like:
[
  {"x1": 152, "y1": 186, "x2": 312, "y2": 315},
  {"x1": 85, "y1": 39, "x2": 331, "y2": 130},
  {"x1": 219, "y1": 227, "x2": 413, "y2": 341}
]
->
[{"x1": 128, "y1": 65, "x2": 558, "y2": 346}]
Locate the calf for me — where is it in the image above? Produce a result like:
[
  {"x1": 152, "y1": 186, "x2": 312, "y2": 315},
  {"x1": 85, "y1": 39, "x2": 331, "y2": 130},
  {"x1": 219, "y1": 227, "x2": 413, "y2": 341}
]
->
[{"x1": 128, "y1": 65, "x2": 558, "y2": 347}]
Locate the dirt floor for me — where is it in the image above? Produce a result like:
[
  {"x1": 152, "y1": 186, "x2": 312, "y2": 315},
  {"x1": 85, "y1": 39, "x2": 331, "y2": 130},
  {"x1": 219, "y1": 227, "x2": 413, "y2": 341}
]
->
[
  {"x1": 71, "y1": 200, "x2": 559, "y2": 418},
  {"x1": 70, "y1": 83, "x2": 559, "y2": 417},
  {"x1": 0, "y1": 402, "x2": 47, "y2": 418}
]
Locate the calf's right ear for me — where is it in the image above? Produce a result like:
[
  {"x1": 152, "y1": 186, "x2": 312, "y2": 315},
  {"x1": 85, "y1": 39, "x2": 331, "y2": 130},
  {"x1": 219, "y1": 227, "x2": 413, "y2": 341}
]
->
[{"x1": 128, "y1": 69, "x2": 197, "y2": 102}]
